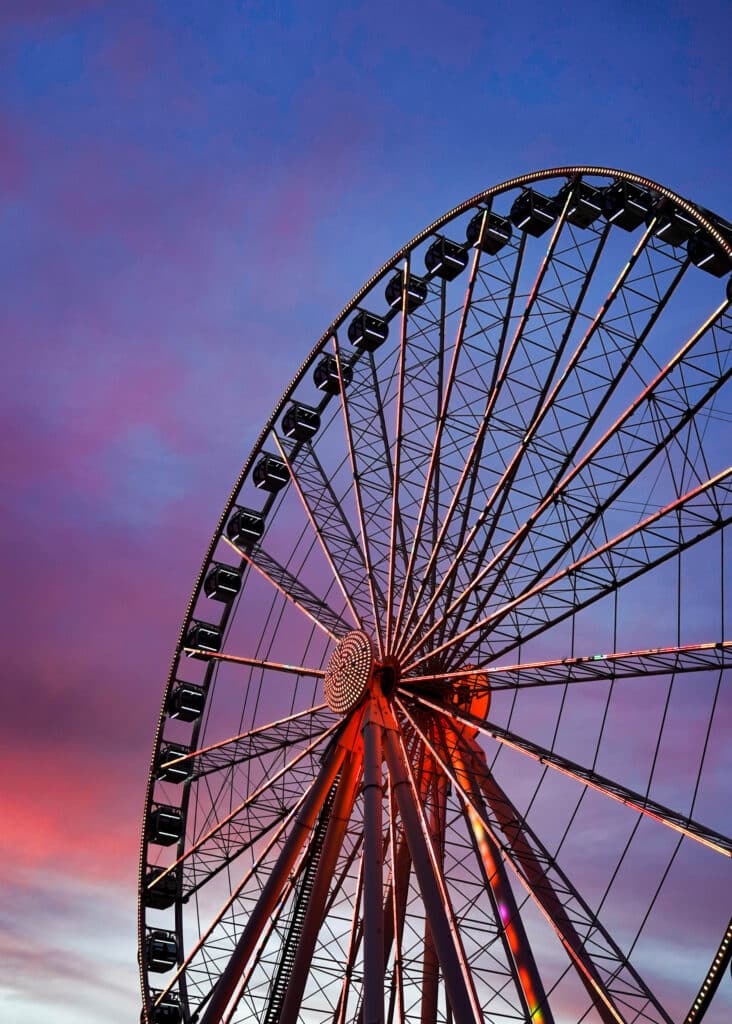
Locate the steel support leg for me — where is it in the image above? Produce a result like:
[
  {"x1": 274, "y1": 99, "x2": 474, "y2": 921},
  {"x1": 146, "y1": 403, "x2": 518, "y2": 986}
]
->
[
  {"x1": 200, "y1": 724, "x2": 352, "y2": 1024},
  {"x1": 380, "y1": 701, "x2": 483, "y2": 1024},
  {"x1": 362, "y1": 697, "x2": 386, "y2": 1024},
  {"x1": 421, "y1": 755, "x2": 447, "y2": 1024},
  {"x1": 446, "y1": 722, "x2": 630, "y2": 1024},
  {"x1": 451, "y1": 739, "x2": 554, "y2": 1024},
  {"x1": 279, "y1": 749, "x2": 363, "y2": 1024}
]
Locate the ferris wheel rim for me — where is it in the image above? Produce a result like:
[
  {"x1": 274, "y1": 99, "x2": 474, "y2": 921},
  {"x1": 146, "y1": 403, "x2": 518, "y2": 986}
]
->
[{"x1": 139, "y1": 165, "x2": 732, "y2": 1024}]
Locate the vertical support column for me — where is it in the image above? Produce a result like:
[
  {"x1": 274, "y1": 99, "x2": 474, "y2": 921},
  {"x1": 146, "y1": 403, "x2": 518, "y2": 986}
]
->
[
  {"x1": 380, "y1": 699, "x2": 483, "y2": 1024},
  {"x1": 362, "y1": 697, "x2": 386, "y2": 1024},
  {"x1": 420, "y1": 750, "x2": 446, "y2": 1024},
  {"x1": 200, "y1": 735, "x2": 350, "y2": 1024},
  {"x1": 385, "y1": 790, "x2": 410, "y2": 1024},
  {"x1": 279, "y1": 749, "x2": 363, "y2": 1024}
]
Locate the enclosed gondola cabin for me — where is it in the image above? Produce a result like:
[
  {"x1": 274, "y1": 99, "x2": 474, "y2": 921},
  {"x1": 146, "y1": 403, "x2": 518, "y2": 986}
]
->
[
  {"x1": 688, "y1": 236, "x2": 731, "y2": 277},
  {"x1": 314, "y1": 353, "x2": 352, "y2": 394},
  {"x1": 688, "y1": 208, "x2": 732, "y2": 278},
  {"x1": 424, "y1": 237, "x2": 469, "y2": 280},
  {"x1": 143, "y1": 866, "x2": 178, "y2": 910},
  {"x1": 167, "y1": 681, "x2": 205, "y2": 722},
  {"x1": 385, "y1": 270, "x2": 427, "y2": 312},
  {"x1": 281, "y1": 402, "x2": 320, "y2": 442},
  {"x1": 148, "y1": 994, "x2": 183, "y2": 1024},
  {"x1": 156, "y1": 742, "x2": 193, "y2": 784},
  {"x1": 650, "y1": 201, "x2": 698, "y2": 247},
  {"x1": 185, "y1": 619, "x2": 222, "y2": 655},
  {"x1": 466, "y1": 210, "x2": 512, "y2": 254},
  {"x1": 226, "y1": 506, "x2": 265, "y2": 549},
  {"x1": 348, "y1": 311, "x2": 389, "y2": 353},
  {"x1": 147, "y1": 804, "x2": 183, "y2": 846},
  {"x1": 145, "y1": 930, "x2": 178, "y2": 973},
  {"x1": 558, "y1": 180, "x2": 605, "y2": 229},
  {"x1": 510, "y1": 189, "x2": 560, "y2": 237},
  {"x1": 204, "y1": 562, "x2": 242, "y2": 602},
  {"x1": 253, "y1": 453, "x2": 289, "y2": 492},
  {"x1": 603, "y1": 180, "x2": 654, "y2": 231}
]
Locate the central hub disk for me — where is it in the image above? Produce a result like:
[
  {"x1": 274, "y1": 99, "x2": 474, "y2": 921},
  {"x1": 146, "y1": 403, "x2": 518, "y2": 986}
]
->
[{"x1": 324, "y1": 631, "x2": 374, "y2": 713}]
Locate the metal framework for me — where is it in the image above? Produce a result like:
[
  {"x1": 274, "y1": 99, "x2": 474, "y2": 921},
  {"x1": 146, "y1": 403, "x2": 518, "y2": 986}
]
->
[{"x1": 139, "y1": 168, "x2": 732, "y2": 1024}]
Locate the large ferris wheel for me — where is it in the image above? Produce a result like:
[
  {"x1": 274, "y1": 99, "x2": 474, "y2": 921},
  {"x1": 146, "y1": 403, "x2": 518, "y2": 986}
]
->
[{"x1": 138, "y1": 167, "x2": 732, "y2": 1024}]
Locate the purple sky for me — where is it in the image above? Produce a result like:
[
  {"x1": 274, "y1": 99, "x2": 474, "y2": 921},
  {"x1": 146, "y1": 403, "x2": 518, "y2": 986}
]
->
[{"x1": 2, "y1": 2, "x2": 731, "y2": 1021}]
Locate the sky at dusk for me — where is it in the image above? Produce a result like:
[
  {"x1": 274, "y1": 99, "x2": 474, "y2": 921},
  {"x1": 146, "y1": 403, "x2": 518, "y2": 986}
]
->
[{"x1": 2, "y1": 2, "x2": 731, "y2": 1022}]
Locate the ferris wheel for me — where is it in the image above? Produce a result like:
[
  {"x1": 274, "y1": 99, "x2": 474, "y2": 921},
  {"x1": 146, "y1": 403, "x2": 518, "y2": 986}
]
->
[{"x1": 138, "y1": 166, "x2": 732, "y2": 1024}]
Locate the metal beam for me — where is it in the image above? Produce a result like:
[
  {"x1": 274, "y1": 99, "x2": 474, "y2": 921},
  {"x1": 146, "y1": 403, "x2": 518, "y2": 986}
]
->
[
  {"x1": 199, "y1": 719, "x2": 356, "y2": 1024},
  {"x1": 362, "y1": 697, "x2": 386, "y2": 1024},
  {"x1": 418, "y1": 695, "x2": 732, "y2": 857},
  {"x1": 406, "y1": 469, "x2": 732, "y2": 672},
  {"x1": 400, "y1": 698, "x2": 673, "y2": 1024},
  {"x1": 279, "y1": 751, "x2": 363, "y2": 1024},
  {"x1": 380, "y1": 698, "x2": 484, "y2": 1024}
]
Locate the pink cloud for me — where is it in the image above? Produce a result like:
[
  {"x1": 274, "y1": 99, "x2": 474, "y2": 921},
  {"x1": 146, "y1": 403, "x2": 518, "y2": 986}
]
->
[{"x1": 2, "y1": 744, "x2": 141, "y2": 883}]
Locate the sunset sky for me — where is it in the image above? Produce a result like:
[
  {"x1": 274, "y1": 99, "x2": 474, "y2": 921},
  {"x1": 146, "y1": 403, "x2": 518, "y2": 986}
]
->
[{"x1": 2, "y1": 2, "x2": 731, "y2": 1022}]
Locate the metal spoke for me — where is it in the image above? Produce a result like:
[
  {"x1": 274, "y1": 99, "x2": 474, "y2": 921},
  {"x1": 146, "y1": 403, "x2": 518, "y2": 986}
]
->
[
  {"x1": 415, "y1": 194, "x2": 608, "y2": 653},
  {"x1": 404, "y1": 299, "x2": 732, "y2": 665},
  {"x1": 185, "y1": 649, "x2": 326, "y2": 678},
  {"x1": 406, "y1": 470, "x2": 732, "y2": 672},
  {"x1": 380, "y1": 695, "x2": 485, "y2": 1024},
  {"x1": 397, "y1": 226, "x2": 532, "y2": 650},
  {"x1": 151, "y1": 786, "x2": 312, "y2": 1011},
  {"x1": 362, "y1": 344, "x2": 414, "y2": 616},
  {"x1": 434, "y1": 226, "x2": 685, "y2": 656},
  {"x1": 385, "y1": 258, "x2": 411, "y2": 652},
  {"x1": 160, "y1": 704, "x2": 335, "y2": 783},
  {"x1": 457, "y1": 301, "x2": 732, "y2": 643},
  {"x1": 459, "y1": 798, "x2": 554, "y2": 1024},
  {"x1": 147, "y1": 718, "x2": 340, "y2": 893},
  {"x1": 280, "y1": 428, "x2": 385, "y2": 634},
  {"x1": 392, "y1": 214, "x2": 488, "y2": 641},
  {"x1": 225, "y1": 787, "x2": 362, "y2": 1024},
  {"x1": 272, "y1": 429, "x2": 364, "y2": 631},
  {"x1": 401, "y1": 639, "x2": 732, "y2": 691},
  {"x1": 434, "y1": 219, "x2": 613, "y2": 649},
  {"x1": 399, "y1": 220, "x2": 693, "y2": 661},
  {"x1": 333, "y1": 857, "x2": 365, "y2": 1024},
  {"x1": 399, "y1": 224, "x2": 671, "y2": 660},
  {"x1": 279, "y1": 750, "x2": 363, "y2": 1024},
  {"x1": 223, "y1": 869, "x2": 302, "y2": 1024},
  {"x1": 417, "y1": 695, "x2": 732, "y2": 857},
  {"x1": 333, "y1": 333, "x2": 387, "y2": 656},
  {"x1": 224, "y1": 535, "x2": 350, "y2": 641}
]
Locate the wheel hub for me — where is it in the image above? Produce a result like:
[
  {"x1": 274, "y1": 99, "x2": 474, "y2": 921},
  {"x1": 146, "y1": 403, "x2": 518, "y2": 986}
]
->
[{"x1": 324, "y1": 631, "x2": 375, "y2": 713}]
